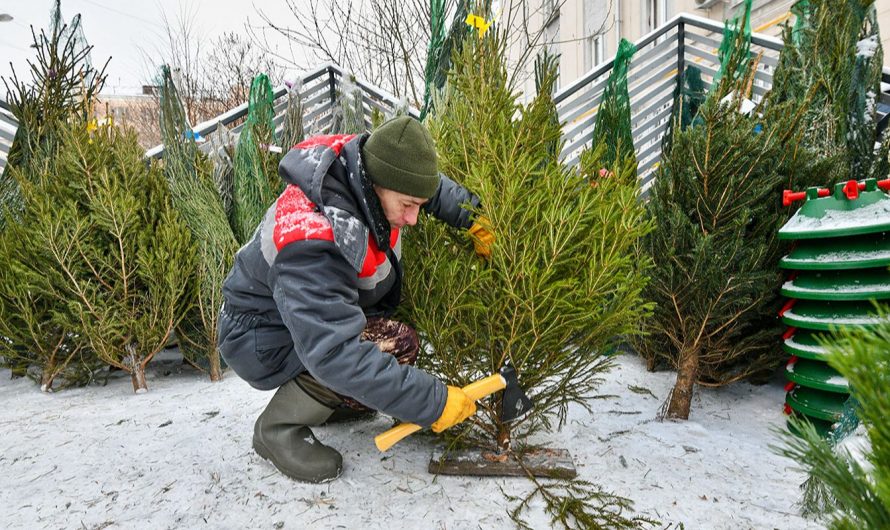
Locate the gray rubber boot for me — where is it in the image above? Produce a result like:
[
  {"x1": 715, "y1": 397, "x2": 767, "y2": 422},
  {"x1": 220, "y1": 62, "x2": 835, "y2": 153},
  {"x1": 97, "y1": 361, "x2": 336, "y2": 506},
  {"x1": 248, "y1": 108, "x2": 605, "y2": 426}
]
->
[{"x1": 252, "y1": 379, "x2": 343, "y2": 483}]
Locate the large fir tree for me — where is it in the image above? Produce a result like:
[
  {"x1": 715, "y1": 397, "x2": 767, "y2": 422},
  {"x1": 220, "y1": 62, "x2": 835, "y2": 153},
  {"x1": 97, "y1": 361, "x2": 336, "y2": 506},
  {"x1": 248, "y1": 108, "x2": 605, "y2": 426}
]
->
[
  {"x1": 405, "y1": 31, "x2": 652, "y2": 453},
  {"x1": 34, "y1": 124, "x2": 195, "y2": 392},
  {"x1": 636, "y1": 30, "x2": 810, "y2": 419},
  {"x1": 403, "y1": 28, "x2": 653, "y2": 529},
  {"x1": 0, "y1": 15, "x2": 107, "y2": 389}
]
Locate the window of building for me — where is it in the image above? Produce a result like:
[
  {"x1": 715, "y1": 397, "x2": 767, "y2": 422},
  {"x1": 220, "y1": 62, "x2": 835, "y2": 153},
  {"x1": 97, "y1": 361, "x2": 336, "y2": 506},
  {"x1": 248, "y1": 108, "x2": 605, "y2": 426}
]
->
[
  {"x1": 643, "y1": 0, "x2": 669, "y2": 34},
  {"x1": 586, "y1": 33, "x2": 606, "y2": 70}
]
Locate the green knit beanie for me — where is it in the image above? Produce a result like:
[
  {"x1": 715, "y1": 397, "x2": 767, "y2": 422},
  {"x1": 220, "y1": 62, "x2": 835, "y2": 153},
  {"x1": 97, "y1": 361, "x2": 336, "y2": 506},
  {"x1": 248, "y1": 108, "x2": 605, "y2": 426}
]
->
[{"x1": 363, "y1": 116, "x2": 440, "y2": 199}]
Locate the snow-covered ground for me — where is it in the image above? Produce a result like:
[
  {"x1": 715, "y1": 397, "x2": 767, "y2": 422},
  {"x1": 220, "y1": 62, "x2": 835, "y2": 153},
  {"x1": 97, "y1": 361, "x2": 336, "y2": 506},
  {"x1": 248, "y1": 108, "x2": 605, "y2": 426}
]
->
[{"x1": 0, "y1": 353, "x2": 824, "y2": 530}]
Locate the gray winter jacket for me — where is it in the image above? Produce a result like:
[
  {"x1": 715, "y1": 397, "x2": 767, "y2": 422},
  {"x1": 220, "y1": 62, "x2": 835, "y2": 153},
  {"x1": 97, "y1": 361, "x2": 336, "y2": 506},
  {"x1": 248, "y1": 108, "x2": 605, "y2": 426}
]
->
[{"x1": 218, "y1": 133, "x2": 478, "y2": 427}]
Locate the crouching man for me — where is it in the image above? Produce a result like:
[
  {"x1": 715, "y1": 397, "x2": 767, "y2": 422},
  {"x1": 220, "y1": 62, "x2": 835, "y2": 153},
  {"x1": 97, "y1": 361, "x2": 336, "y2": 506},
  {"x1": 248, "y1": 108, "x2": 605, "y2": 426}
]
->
[{"x1": 218, "y1": 116, "x2": 492, "y2": 482}]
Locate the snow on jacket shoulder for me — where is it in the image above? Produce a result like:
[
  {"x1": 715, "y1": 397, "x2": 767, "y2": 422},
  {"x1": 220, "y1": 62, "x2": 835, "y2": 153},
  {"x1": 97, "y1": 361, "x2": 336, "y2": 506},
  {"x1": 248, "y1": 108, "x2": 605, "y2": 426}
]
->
[{"x1": 220, "y1": 133, "x2": 478, "y2": 427}]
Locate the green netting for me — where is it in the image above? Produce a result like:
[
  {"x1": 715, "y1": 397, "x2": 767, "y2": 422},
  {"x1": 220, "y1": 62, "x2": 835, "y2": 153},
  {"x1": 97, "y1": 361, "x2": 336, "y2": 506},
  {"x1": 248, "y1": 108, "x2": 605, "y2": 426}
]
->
[
  {"x1": 590, "y1": 38, "x2": 637, "y2": 169},
  {"x1": 421, "y1": 0, "x2": 447, "y2": 120},
  {"x1": 791, "y1": 0, "x2": 812, "y2": 46},
  {"x1": 232, "y1": 73, "x2": 281, "y2": 244},
  {"x1": 661, "y1": 65, "x2": 707, "y2": 155},
  {"x1": 712, "y1": 0, "x2": 753, "y2": 90},
  {"x1": 421, "y1": 0, "x2": 470, "y2": 121}
]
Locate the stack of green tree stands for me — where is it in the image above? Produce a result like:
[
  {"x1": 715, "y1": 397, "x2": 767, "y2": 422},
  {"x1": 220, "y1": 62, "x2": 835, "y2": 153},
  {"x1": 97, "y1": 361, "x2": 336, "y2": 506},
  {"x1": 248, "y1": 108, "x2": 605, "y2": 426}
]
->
[{"x1": 779, "y1": 177, "x2": 890, "y2": 434}]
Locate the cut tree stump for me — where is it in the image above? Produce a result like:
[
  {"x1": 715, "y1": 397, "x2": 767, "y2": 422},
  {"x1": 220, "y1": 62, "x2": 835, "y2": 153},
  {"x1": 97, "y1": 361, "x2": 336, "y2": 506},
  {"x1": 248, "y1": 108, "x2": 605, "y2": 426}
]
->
[{"x1": 428, "y1": 447, "x2": 577, "y2": 479}]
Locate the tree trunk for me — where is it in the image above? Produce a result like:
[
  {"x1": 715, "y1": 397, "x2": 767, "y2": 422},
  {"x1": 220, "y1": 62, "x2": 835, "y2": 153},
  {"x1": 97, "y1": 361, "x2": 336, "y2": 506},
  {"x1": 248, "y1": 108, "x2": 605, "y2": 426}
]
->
[
  {"x1": 131, "y1": 365, "x2": 148, "y2": 393},
  {"x1": 496, "y1": 422, "x2": 512, "y2": 453},
  {"x1": 208, "y1": 350, "x2": 223, "y2": 382},
  {"x1": 126, "y1": 344, "x2": 148, "y2": 393},
  {"x1": 40, "y1": 368, "x2": 56, "y2": 392},
  {"x1": 666, "y1": 346, "x2": 699, "y2": 420}
]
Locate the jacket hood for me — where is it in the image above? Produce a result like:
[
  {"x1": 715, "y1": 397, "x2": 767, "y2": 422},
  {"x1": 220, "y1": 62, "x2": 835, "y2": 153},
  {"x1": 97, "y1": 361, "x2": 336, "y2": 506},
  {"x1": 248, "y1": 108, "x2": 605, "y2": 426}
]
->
[
  {"x1": 278, "y1": 134, "x2": 359, "y2": 207},
  {"x1": 277, "y1": 133, "x2": 392, "y2": 270}
]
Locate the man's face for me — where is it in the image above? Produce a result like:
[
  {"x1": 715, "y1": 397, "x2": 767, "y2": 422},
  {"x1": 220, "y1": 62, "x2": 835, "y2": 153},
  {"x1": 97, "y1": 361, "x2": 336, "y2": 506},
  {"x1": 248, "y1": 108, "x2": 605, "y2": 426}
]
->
[{"x1": 374, "y1": 186, "x2": 427, "y2": 228}]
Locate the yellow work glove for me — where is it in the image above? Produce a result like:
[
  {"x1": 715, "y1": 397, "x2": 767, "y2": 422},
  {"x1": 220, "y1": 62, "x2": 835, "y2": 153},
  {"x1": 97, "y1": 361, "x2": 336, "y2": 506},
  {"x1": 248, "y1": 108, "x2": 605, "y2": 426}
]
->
[
  {"x1": 431, "y1": 386, "x2": 477, "y2": 433},
  {"x1": 468, "y1": 215, "x2": 494, "y2": 259}
]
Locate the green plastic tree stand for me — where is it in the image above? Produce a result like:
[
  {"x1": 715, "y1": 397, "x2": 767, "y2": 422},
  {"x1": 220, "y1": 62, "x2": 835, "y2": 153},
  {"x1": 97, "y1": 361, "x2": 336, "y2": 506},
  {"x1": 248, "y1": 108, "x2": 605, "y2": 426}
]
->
[
  {"x1": 779, "y1": 180, "x2": 890, "y2": 240},
  {"x1": 782, "y1": 329, "x2": 830, "y2": 360},
  {"x1": 782, "y1": 300, "x2": 886, "y2": 330},
  {"x1": 785, "y1": 385, "x2": 847, "y2": 422},
  {"x1": 781, "y1": 269, "x2": 890, "y2": 301},
  {"x1": 780, "y1": 232, "x2": 890, "y2": 270},
  {"x1": 785, "y1": 357, "x2": 849, "y2": 393}
]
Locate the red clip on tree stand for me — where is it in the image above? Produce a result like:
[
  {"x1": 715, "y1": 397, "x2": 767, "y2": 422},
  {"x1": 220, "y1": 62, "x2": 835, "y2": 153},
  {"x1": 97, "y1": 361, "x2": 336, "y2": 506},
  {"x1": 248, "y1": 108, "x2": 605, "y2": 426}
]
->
[{"x1": 783, "y1": 177, "x2": 890, "y2": 206}]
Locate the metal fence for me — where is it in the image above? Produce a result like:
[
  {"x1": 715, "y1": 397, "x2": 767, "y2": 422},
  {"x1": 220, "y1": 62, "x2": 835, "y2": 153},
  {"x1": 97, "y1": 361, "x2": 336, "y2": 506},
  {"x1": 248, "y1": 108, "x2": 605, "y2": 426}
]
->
[
  {"x1": 0, "y1": 99, "x2": 15, "y2": 178},
  {"x1": 144, "y1": 63, "x2": 418, "y2": 159},
  {"x1": 3, "y1": 13, "x2": 890, "y2": 187}
]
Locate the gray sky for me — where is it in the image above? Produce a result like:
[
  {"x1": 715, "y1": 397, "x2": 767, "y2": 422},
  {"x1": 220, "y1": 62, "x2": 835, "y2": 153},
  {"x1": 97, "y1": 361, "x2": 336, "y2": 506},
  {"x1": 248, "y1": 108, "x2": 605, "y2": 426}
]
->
[{"x1": 0, "y1": 0, "x2": 305, "y2": 95}]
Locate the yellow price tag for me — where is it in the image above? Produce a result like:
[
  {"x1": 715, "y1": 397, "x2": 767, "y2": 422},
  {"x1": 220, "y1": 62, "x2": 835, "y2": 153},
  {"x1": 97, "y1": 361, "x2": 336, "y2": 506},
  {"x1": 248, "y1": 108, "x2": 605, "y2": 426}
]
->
[{"x1": 465, "y1": 14, "x2": 491, "y2": 38}]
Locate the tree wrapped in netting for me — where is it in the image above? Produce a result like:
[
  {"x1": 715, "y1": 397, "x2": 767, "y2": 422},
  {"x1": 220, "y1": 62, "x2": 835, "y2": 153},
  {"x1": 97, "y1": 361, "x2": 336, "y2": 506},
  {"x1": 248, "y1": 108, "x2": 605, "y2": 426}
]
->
[
  {"x1": 279, "y1": 79, "x2": 305, "y2": 150},
  {"x1": 330, "y1": 71, "x2": 366, "y2": 134},
  {"x1": 0, "y1": 12, "x2": 107, "y2": 389},
  {"x1": 586, "y1": 38, "x2": 637, "y2": 171},
  {"x1": 159, "y1": 65, "x2": 238, "y2": 382},
  {"x1": 766, "y1": 0, "x2": 885, "y2": 184},
  {"x1": 712, "y1": 0, "x2": 752, "y2": 89},
  {"x1": 207, "y1": 122, "x2": 236, "y2": 219},
  {"x1": 232, "y1": 73, "x2": 282, "y2": 243},
  {"x1": 660, "y1": 65, "x2": 706, "y2": 155},
  {"x1": 776, "y1": 310, "x2": 890, "y2": 528},
  {"x1": 420, "y1": 0, "x2": 470, "y2": 120},
  {"x1": 403, "y1": 29, "x2": 654, "y2": 528},
  {"x1": 635, "y1": 25, "x2": 812, "y2": 419}
]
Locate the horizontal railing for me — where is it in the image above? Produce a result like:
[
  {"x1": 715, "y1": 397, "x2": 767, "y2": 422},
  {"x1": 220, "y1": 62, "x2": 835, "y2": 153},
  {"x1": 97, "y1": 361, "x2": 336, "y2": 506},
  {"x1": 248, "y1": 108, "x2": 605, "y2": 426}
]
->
[
  {"x1": 145, "y1": 63, "x2": 420, "y2": 159},
  {"x1": 3, "y1": 13, "x2": 890, "y2": 188},
  {"x1": 0, "y1": 99, "x2": 16, "y2": 178},
  {"x1": 554, "y1": 13, "x2": 785, "y2": 196}
]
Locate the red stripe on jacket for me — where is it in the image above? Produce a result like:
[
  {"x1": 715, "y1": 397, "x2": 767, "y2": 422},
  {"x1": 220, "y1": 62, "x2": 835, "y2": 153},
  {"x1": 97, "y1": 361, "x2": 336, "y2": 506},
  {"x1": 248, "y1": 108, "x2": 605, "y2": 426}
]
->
[
  {"x1": 273, "y1": 184, "x2": 400, "y2": 281},
  {"x1": 359, "y1": 228, "x2": 400, "y2": 278},
  {"x1": 274, "y1": 185, "x2": 334, "y2": 250},
  {"x1": 293, "y1": 134, "x2": 356, "y2": 154}
]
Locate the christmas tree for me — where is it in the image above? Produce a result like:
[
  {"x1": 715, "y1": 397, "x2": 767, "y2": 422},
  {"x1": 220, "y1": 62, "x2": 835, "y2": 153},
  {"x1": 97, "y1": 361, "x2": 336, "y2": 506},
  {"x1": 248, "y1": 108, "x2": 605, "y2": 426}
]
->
[
  {"x1": 35, "y1": 123, "x2": 195, "y2": 393},
  {"x1": 159, "y1": 65, "x2": 239, "y2": 381},
  {"x1": 776, "y1": 312, "x2": 890, "y2": 527},
  {"x1": 279, "y1": 79, "x2": 305, "y2": 150},
  {"x1": 587, "y1": 38, "x2": 637, "y2": 171},
  {"x1": 330, "y1": 71, "x2": 366, "y2": 134},
  {"x1": 404, "y1": 27, "x2": 653, "y2": 528},
  {"x1": 0, "y1": 13, "x2": 107, "y2": 389},
  {"x1": 232, "y1": 74, "x2": 282, "y2": 243},
  {"x1": 411, "y1": 31, "x2": 651, "y2": 453},
  {"x1": 1, "y1": 15, "x2": 106, "y2": 227},
  {"x1": 636, "y1": 27, "x2": 809, "y2": 419},
  {"x1": 766, "y1": 0, "x2": 885, "y2": 183}
]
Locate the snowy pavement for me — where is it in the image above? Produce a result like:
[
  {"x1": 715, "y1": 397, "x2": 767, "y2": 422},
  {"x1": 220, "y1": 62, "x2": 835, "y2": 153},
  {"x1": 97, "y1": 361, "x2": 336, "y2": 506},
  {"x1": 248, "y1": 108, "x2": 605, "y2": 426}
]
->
[{"x1": 0, "y1": 353, "x2": 824, "y2": 529}]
